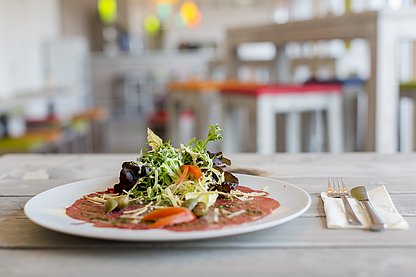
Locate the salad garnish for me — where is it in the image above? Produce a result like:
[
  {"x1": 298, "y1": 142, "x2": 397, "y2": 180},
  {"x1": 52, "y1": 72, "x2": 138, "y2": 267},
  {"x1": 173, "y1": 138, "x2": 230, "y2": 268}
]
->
[{"x1": 80, "y1": 124, "x2": 272, "y2": 229}]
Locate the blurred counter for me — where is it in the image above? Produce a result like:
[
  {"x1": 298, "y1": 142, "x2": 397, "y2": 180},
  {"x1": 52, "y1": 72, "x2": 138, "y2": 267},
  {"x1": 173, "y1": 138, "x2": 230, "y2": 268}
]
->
[{"x1": 90, "y1": 50, "x2": 216, "y2": 116}]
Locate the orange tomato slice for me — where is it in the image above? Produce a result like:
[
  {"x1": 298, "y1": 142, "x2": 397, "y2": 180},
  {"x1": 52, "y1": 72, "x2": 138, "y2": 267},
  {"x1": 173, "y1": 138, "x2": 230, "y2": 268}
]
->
[
  {"x1": 187, "y1": 165, "x2": 202, "y2": 180},
  {"x1": 175, "y1": 165, "x2": 189, "y2": 186},
  {"x1": 142, "y1": 207, "x2": 190, "y2": 221},
  {"x1": 149, "y1": 209, "x2": 196, "y2": 229}
]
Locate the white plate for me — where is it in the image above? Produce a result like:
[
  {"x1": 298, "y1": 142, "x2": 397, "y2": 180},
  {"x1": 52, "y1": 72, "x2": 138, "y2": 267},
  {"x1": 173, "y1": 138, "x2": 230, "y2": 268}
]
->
[{"x1": 24, "y1": 174, "x2": 311, "y2": 241}]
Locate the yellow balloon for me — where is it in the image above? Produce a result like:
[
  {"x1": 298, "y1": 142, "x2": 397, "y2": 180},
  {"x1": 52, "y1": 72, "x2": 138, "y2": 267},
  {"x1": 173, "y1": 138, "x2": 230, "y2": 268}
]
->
[
  {"x1": 188, "y1": 10, "x2": 201, "y2": 28},
  {"x1": 98, "y1": 0, "x2": 117, "y2": 24},
  {"x1": 144, "y1": 15, "x2": 161, "y2": 36},
  {"x1": 180, "y1": 1, "x2": 198, "y2": 24}
]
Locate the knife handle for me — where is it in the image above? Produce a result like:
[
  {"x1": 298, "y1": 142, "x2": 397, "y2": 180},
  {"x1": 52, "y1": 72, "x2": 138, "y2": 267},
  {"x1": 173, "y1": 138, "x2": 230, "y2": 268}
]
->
[
  {"x1": 341, "y1": 195, "x2": 362, "y2": 225},
  {"x1": 362, "y1": 200, "x2": 386, "y2": 231}
]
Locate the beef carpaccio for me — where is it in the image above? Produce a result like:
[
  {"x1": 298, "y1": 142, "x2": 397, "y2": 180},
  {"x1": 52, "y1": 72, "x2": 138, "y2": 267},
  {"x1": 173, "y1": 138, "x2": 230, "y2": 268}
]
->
[
  {"x1": 66, "y1": 186, "x2": 280, "y2": 231},
  {"x1": 66, "y1": 126, "x2": 281, "y2": 231}
]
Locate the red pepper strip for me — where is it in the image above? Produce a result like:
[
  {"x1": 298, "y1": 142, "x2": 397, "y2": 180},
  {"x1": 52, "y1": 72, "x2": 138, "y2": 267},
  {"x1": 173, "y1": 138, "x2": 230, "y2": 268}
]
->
[
  {"x1": 149, "y1": 210, "x2": 196, "y2": 229},
  {"x1": 187, "y1": 165, "x2": 202, "y2": 180},
  {"x1": 175, "y1": 165, "x2": 189, "y2": 186},
  {"x1": 142, "y1": 207, "x2": 190, "y2": 221}
]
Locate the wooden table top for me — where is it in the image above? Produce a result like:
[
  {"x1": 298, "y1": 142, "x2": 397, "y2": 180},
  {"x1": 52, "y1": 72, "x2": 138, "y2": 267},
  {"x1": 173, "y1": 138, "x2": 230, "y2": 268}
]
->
[{"x1": 1, "y1": 153, "x2": 415, "y2": 276}]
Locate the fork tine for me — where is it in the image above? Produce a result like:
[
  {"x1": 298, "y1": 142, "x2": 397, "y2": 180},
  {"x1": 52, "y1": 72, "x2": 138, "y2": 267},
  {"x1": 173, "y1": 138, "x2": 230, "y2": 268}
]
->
[
  {"x1": 327, "y1": 177, "x2": 333, "y2": 196},
  {"x1": 335, "y1": 177, "x2": 339, "y2": 196},
  {"x1": 335, "y1": 177, "x2": 341, "y2": 196},
  {"x1": 341, "y1": 177, "x2": 349, "y2": 196},
  {"x1": 330, "y1": 176, "x2": 338, "y2": 196},
  {"x1": 326, "y1": 176, "x2": 363, "y2": 225}
]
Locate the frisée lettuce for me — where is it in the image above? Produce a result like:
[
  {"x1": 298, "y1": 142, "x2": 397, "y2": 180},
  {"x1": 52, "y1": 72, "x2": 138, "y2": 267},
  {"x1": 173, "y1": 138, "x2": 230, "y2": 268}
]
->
[{"x1": 110, "y1": 124, "x2": 239, "y2": 215}]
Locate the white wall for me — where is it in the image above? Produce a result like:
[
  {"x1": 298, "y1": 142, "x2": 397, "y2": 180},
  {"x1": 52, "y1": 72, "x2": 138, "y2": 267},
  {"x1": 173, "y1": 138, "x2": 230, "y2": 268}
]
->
[
  {"x1": 0, "y1": 4, "x2": 8, "y2": 96},
  {"x1": 165, "y1": 7, "x2": 274, "y2": 50},
  {"x1": 0, "y1": 0, "x2": 61, "y2": 98}
]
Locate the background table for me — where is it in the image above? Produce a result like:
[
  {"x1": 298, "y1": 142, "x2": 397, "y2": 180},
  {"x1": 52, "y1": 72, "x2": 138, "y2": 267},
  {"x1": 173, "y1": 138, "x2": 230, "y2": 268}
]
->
[
  {"x1": 225, "y1": 9, "x2": 416, "y2": 153},
  {"x1": 221, "y1": 84, "x2": 343, "y2": 154},
  {"x1": 1, "y1": 153, "x2": 416, "y2": 276}
]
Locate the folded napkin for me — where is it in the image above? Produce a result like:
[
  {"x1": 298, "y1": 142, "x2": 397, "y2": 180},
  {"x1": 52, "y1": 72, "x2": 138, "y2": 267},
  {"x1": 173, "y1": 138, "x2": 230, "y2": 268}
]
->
[{"x1": 321, "y1": 186, "x2": 409, "y2": 230}]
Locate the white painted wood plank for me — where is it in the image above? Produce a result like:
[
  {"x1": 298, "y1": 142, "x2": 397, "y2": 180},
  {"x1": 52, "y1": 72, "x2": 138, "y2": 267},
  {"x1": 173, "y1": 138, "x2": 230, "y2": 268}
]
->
[
  {"x1": 227, "y1": 153, "x2": 416, "y2": 178},
  {"x1": 2, "y1": 176, "x2": 416, "y2": 196},
  {"x1": 1, "y1": 248, "x2": 416, "y2": 277},
  {"x1": 0, "y1": 180, "x2": 73, "y2": 196},
  {"x1": 0, "y1": 154, "x2": 130, "y2": 181},
  {"x1": 1, "y1": 216, "x2": 415, "y2": 249},
  {"x1": 0, "y1": 197, "x2": 30, "y2": 218},
  {"x1": 2, "y1": 154, "x2": 416, "y2": 196},
  {"x1": 2, "y1": 153, "x2": 416, "y2": 180}
]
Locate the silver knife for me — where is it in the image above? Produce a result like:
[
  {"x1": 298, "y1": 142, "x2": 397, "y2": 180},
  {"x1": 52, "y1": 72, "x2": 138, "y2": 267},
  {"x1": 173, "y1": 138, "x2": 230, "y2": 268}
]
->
[{"x1": 351, "y1": 186, "x2": 386, "y2": 231}]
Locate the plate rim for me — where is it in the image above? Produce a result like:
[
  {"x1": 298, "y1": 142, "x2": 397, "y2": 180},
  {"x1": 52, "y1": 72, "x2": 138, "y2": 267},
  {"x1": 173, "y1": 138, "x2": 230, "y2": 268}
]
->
[{"x1": 24, "y1": 174, "x2": 311, "y2": 241}]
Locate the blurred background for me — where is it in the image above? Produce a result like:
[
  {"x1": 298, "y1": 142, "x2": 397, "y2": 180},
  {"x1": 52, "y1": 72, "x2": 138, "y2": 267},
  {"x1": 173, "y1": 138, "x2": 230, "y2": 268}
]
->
[{"x1": 1, "y1": 0, "x2": 416, "y2": 155}]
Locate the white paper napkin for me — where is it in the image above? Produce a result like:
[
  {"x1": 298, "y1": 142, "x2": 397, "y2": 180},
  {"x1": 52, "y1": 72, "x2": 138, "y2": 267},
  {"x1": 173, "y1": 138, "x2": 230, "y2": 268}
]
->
[{"x1": 321, "y1": 186, "x2": 409, "y2": 230}]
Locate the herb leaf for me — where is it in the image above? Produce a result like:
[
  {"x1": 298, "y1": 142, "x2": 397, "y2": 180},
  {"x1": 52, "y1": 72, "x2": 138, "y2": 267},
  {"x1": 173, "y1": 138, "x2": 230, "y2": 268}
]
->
[
  {"x1": 147, "y1": 127, "x2": 163, "y2": 150},
  {"x1": 191, "y1": 123, "x2": 223, "y2": 152}
]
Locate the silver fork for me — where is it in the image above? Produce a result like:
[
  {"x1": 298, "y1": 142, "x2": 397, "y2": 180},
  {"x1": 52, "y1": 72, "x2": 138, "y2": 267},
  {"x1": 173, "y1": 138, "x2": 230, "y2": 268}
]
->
[{"x1": 327, "y1": 177, "x2": 363, "y2": 225}]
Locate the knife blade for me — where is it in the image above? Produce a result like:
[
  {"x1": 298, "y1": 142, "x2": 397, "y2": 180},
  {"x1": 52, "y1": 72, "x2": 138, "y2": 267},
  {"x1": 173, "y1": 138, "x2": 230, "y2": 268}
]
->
[{"x1": 351, "y1": 186, "x2": 386, "y2": 231}]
